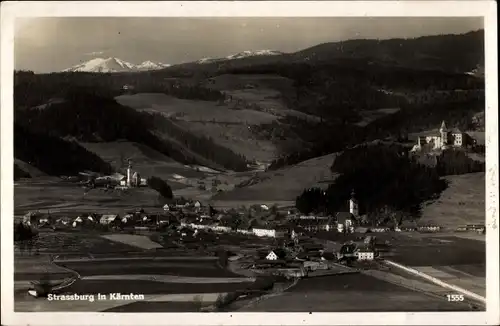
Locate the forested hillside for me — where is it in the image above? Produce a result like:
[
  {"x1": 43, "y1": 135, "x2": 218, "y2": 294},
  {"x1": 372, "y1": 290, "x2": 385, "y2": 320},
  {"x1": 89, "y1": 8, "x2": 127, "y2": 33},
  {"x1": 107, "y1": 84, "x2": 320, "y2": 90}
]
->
[
  {"x1": 14, "y1": 123, "x2": 114, "y2": 176},
  {"x1": 14, "y1": 31, "x2": 484, "y2": 175},
  {"x1": 14, "y1": 87, "x2": 249, "y2": 172}
]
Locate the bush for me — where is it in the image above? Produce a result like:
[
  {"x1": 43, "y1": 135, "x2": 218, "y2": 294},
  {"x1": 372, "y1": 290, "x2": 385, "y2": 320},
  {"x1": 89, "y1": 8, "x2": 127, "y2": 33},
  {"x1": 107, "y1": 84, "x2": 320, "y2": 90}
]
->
[
  {"x1": 147, "y1": 176, "x2": 173, "y2": 199},
  {"x1": 214, "y1": 292, "x2": 240, "y2": 310},
  {"x1": 14, "y1": 222, "x2": 37, "y2": 242}
]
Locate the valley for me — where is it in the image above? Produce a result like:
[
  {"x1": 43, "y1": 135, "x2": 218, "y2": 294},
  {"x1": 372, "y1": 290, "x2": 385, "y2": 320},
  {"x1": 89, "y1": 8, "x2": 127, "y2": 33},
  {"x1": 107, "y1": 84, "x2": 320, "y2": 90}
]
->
[{"x1": 11, "y1": 28, "x2": 488, "y2": 314}]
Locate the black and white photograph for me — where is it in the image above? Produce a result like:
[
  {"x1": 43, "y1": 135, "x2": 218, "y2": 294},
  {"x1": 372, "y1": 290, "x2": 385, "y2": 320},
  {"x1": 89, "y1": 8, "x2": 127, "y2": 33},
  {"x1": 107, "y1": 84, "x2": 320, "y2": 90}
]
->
[{"x1": 1, "y1": 1, "x2": 498, "y2": 325}]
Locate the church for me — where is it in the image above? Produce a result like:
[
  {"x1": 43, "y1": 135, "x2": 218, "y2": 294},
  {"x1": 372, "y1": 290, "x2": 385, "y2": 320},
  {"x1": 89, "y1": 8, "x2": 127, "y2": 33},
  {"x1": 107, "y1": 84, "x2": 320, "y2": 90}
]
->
[{"x1": 412, "y1": 121, "x2": 468, "y2": 152}]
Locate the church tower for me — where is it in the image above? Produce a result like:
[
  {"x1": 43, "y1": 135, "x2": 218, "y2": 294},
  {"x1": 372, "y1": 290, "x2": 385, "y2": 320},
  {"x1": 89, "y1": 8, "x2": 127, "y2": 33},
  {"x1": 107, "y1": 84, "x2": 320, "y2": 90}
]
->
[
  {"x1": 439, "y1": 120, "x2": 448, "y2": 147},
  {"x1": 127, "y1": 160, "x2": 132, "y2": 187},
  {"x1": 349, "y1": 190, "x2": 359, "y2": 217}
]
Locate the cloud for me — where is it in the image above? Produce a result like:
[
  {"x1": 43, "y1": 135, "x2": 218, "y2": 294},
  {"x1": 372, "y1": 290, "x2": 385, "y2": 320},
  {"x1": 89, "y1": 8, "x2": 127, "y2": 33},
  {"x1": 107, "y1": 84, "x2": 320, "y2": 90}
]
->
[{"x1": 84, "y1": 51, "x2": 105, "y2": 56}]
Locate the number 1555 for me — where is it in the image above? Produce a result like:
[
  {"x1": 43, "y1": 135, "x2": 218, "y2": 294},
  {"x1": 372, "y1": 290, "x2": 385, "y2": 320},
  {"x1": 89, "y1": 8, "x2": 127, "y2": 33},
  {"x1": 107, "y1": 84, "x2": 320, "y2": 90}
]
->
[{"x1": 446, "y1": 294, "x2": 465, "y2": 302}]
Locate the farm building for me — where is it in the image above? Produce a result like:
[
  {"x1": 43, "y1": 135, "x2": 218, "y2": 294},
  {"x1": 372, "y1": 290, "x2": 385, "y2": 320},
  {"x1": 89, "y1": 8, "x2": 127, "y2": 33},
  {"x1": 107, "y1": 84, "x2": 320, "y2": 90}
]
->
[
  {"x1": 335, "y1": 212, "x2": 356, "y2": 233},
  {"x1": 55, "y1": 217, "x2": 71, "y2": 227},
  {"x1": 296, "y1": 217, "x2": 335, "y2": 233},
  {"x1": 356, "y1": 249, "x2": 375, "y2": 261},
  {"x1": 417, "y1": 225, "x2": 441, "y2": 232},
  {"x1": 397, "y1": 220, "x2": 418, "y2": 232},
  {"x1": 23, "y1": 211, "x2": 42, "y2": 226},
  {"x1": 291, "y1": 226, "x2": 306, "y2": 239},
  {"x1": 266, "y1": 251, "x2": 279, "y2": 261},
  {"x1": 38, "y1": 216, "x2": 51, "y2": 225},
  {"x1": 157, "y1": 214, "x2": 178, "y2": 226},
  {"x1": 370, "y1": 227, "x2": 391, "y2": 233},
  {"x1": 100, "y1": 214, "x2": 120, "y2": 225},
  {"x1": 300, "y1": 242, "x2": 324, "y2": 253},
  {"x1": 274, "y1": 225, "x2": 291, "y2": 238},
  {"x1": 253, "y1": 227, "x2": 276, "y2": 238}
]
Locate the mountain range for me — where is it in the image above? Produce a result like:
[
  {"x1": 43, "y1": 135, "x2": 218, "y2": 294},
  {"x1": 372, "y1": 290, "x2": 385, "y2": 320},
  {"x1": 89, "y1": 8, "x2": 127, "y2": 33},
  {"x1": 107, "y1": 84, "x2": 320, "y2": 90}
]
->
[
  {"x1": 62, "y1": 50, "x2": 285, "y2": 73},
  {"x1": 62, "y1": 30, "x2": 483, "y2": 74},
  {"x1": 62, "y1": 57, "x2": 171, "y2": 73},
  {"x1": 197, "y1": 50, "x2": 285, "y2": 64}
]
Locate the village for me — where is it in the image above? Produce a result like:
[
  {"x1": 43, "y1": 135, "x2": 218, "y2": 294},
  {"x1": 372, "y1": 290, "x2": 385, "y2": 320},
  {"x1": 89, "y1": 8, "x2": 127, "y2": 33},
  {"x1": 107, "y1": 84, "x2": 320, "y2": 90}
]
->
[{"x1": 18, "y1": 179, "x2": 486, "y2": 282}]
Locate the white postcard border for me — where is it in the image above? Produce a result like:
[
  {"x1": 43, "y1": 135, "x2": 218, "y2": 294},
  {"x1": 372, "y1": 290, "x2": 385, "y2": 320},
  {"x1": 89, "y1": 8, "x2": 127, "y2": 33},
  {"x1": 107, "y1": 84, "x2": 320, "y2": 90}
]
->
[{"x1": 1, "y1": 1, "x2": 498, "y2": 325}]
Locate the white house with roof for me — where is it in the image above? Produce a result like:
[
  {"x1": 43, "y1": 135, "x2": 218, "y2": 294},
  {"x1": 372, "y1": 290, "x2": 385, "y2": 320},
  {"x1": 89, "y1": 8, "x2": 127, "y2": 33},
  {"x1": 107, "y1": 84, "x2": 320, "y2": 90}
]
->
[
  {"x1": 253, "y1": 227, "x2": 276, "y2": 238},
  {"x1": 266, "y1": 251, "x2": 279, "y2": 260},
  {"x1": 356, "y1": 248, "x2": 375, "y2": 260},
  {"x1": 100, "y1": 214, "x2": 120, "y2": 225}
]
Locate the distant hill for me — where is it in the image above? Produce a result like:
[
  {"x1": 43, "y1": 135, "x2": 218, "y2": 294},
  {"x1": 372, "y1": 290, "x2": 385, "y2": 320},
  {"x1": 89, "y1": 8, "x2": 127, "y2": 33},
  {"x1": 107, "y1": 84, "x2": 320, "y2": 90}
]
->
[
  {"x1": 157, "y1": 30, "x2": 483, "y2": 75},
  {"x1": 292, "y1": 30, "x2": 484, "y2": 73}
]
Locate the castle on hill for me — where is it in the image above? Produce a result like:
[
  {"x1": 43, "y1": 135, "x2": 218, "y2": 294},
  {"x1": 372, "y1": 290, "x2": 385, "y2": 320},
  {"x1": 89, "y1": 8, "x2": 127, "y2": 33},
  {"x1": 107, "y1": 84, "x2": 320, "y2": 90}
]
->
[{"x1": 411, "y1": 120, "x2": 471, "y2": 152}]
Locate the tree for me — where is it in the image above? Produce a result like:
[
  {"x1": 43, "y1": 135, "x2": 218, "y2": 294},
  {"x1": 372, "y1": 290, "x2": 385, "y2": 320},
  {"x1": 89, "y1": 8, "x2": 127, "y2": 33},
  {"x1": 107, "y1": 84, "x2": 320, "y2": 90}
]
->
[{"x1": 147, "y1": 176, "x2": 173, "y2": 199}]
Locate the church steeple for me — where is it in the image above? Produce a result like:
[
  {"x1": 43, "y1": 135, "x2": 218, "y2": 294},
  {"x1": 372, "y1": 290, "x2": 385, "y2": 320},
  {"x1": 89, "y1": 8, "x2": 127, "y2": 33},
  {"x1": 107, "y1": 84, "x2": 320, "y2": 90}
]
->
[
  {"x1": 349, "y1": 190, "x2": 359, "y2": 217},
  {"x1": 440, "y1": 120, "x2": 448, "y2": 132},
  {"x1": 439, "y1": 120, "x2": 448, "y2": 147}
]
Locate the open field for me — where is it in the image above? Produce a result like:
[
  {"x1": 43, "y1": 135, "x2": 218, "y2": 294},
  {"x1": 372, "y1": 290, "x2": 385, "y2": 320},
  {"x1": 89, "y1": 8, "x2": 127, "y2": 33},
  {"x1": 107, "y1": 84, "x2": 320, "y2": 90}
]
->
[
  {"x1": 419, "y1": 172, "x2": 485, "y2": 228},
  {"x1": 15, "y1": 235, "x2": 255, "y2": 312},
  {"x1": 100, "y1": 234, "x2": 163, "y2": 250},
  {"x1": 386, "y1": 234, "x2": 485, "y2": 267},
  {"x1": 176, "y1": 120, "x2": 277, "y2": 162},
  {"x1": 205, "y1": 74, "x2": 321, "y2": 123},
  {"x1": 213, "y1": 153, "x2": 337, "y2": 202},
  {"x1": 15, "y1": 232, "x2": 140, "y2": 255},
  {"x1": 116, "y1": 92, "x2": 281, "y2": 162},
  {"x1": 239, "y1": 273, "x2": 474, "y2": 311},
  {"x1": 412, "y1": 265, "x2": 486, "y2": 297},
  {"x1": 14, "y1": 179, "x2": 162, "y2": 216},
  {"x1": 116, "y1": 93, "x2": 277, "y2": 124}
]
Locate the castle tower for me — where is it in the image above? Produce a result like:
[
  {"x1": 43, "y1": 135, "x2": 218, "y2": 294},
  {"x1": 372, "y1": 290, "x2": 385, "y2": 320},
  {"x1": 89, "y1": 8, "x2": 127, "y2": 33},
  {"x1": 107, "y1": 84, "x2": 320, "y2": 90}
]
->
[
  {"x1": 127, "y1": 160, "x2": 132, "y2": 187},
  {"x1": 439, "y1": 120, "x2": 448, "y2": 147},
  {"x1": 349, "y1": 190, "x2": 359, "y2": 217}
]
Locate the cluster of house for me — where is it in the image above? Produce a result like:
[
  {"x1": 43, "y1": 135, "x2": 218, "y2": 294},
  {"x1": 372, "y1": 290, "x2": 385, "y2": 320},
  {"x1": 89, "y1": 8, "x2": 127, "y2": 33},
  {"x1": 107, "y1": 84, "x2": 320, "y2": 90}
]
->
[
  {"x1": 457, "y1": 224, "x2": 486, "y2": 233},
  {"x1": 253, "y1": 234, "x2": 378, "y2": 278},
  {"x1": 21, "y1": 208, "x2": 180, "y2": 230}
]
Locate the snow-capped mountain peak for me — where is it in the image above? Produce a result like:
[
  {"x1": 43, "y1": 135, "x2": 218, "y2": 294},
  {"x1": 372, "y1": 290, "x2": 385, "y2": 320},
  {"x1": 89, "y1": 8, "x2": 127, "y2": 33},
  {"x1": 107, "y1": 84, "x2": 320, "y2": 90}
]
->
[
  {"x1": 63, "y1": 57, "x2": 170, "y2": 73},
  {"x1": 197, "y1": 50, "x2": 285, "y2": 64},
  {"x1": 136, "y1": 60, "x2": 171, "y2": 70},
  {"x1": 226, "y1": 50, "x2": 284, "y2": 60}
]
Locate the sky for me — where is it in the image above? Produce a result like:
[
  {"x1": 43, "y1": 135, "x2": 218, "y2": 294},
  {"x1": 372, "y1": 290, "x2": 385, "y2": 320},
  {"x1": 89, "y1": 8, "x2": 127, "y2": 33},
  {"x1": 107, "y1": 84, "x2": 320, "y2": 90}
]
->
[{"x1": 15, "y1": 17, "x2": 483, "y2": 73}]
